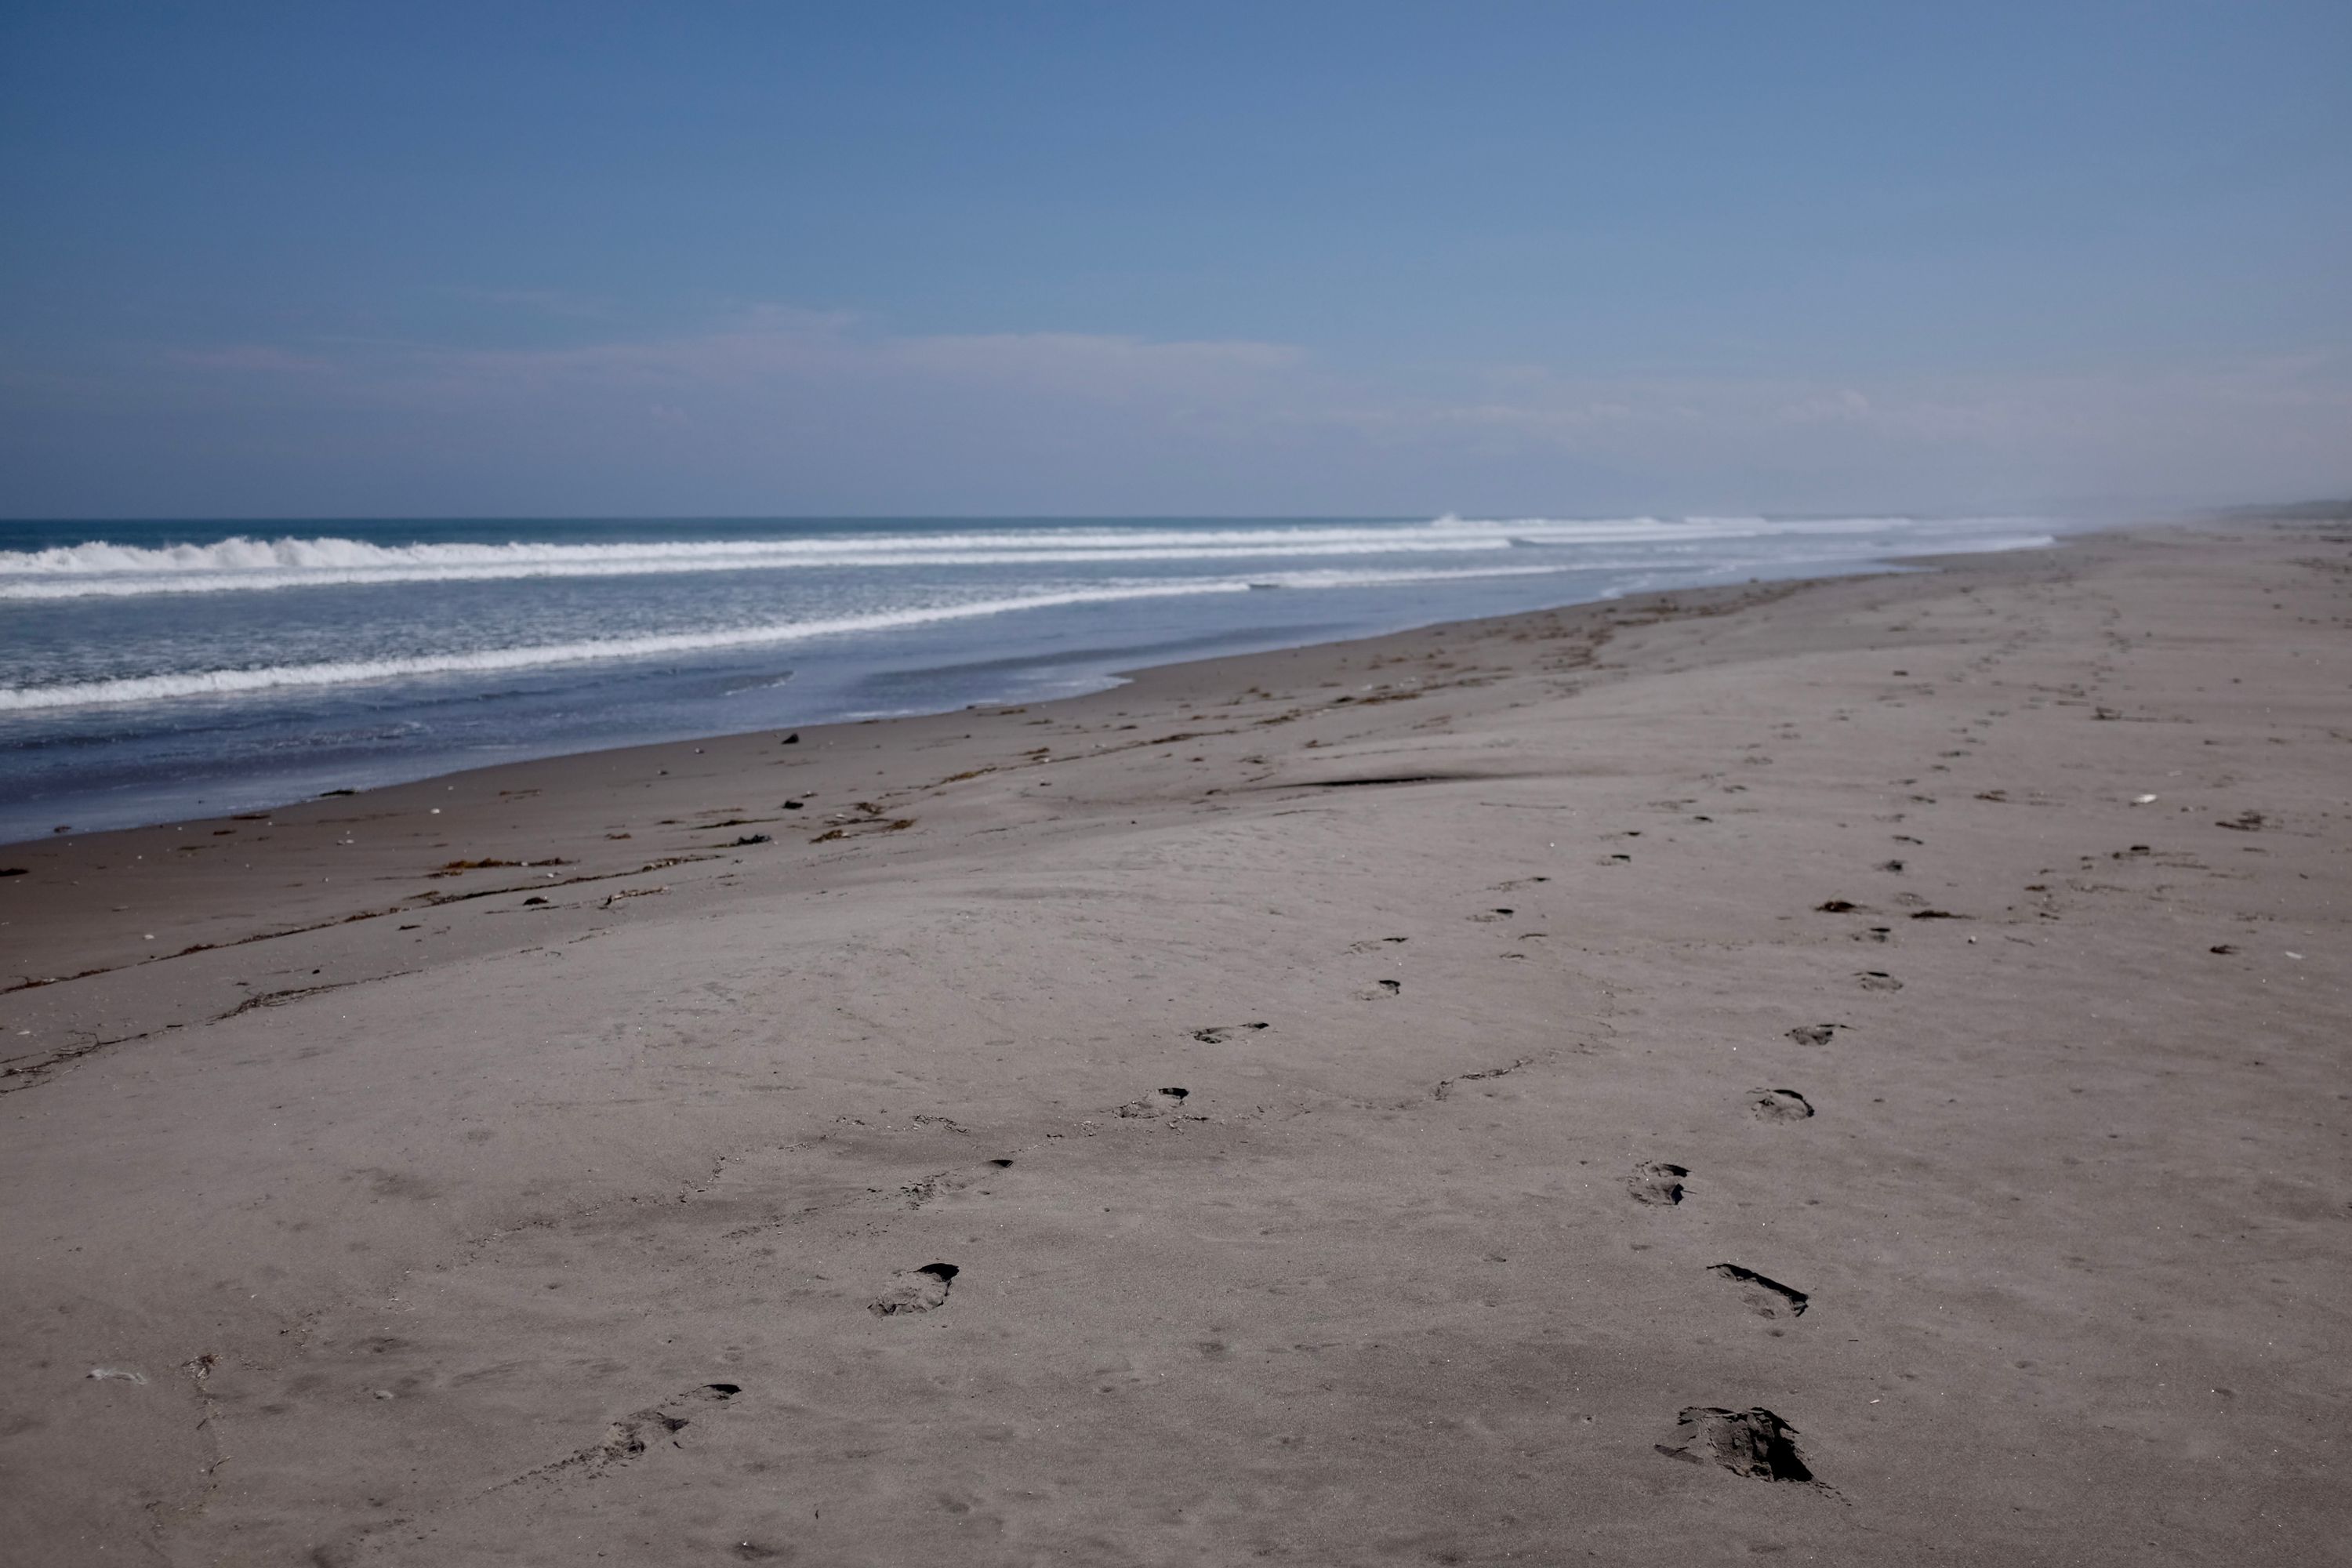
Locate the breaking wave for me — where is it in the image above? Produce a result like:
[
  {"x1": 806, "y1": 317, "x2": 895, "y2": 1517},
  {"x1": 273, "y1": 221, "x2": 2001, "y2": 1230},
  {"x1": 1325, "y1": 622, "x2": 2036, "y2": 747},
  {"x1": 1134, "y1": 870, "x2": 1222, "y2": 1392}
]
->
[{"x1": 0, "y1": 515, "x2": 2037, "y2": 599}]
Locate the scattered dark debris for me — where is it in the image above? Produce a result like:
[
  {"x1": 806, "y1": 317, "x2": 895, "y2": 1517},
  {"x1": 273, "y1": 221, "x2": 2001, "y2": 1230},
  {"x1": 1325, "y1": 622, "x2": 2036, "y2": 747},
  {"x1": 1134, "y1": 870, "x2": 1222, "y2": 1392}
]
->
[
  {"x1": 812, "y1": 818, "x2": 915, "y2": 843},
  {"x1": 430, "y1": 857, "x2": 572, "y2": 877},
  {"x1": 216, "y1": 980, "x2": 361, "y2": 1020}
]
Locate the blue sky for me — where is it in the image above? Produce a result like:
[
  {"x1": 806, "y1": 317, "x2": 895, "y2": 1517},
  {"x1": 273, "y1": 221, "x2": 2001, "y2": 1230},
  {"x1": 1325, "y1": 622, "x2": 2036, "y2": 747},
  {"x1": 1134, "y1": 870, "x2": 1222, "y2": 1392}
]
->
[{"x1": 2, "y1": 2, "x2": 2347, "y2": 517}]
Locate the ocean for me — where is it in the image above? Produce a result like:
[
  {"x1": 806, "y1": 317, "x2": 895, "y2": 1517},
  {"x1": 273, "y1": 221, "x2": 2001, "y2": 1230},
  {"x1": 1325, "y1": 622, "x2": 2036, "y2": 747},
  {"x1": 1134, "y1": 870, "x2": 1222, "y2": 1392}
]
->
[{"x1": 0, "y1": 514, "x2": 2078, "y2": 843}]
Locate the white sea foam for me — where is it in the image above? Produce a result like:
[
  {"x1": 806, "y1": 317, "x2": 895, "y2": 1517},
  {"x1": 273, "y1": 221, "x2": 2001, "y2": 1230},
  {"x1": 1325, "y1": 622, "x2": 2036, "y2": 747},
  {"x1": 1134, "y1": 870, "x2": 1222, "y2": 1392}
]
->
[
  {"x1": 0, "y1": 559, "x2": 1643, "y2": 713},
  {"x1": 0, "y1": 560, "x2": 1585, "y2": 712},
  {"x1": 0, "y1": 585, "x2": 1185, "y2": 710},
  {"x1": 0, "y1": 517, "x2": 2072, "y2": 715},
  {"x1": 0, "y1": 515, "x2": 2042, "y2": 599}
]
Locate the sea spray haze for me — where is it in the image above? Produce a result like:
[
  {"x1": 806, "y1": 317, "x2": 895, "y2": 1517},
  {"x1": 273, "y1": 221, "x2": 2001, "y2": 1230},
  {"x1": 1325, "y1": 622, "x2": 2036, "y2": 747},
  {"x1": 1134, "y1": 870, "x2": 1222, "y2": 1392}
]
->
[{"x1": 0, "y1": 513, "x2": 2078, "y2": 840}]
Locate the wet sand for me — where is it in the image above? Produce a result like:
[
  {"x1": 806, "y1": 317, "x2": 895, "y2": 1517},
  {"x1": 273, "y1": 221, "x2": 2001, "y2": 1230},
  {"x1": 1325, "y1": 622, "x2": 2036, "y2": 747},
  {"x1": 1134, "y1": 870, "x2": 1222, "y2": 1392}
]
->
[{"x1": 2, "y1": 513, "x2": 2347, "y2": 1564}]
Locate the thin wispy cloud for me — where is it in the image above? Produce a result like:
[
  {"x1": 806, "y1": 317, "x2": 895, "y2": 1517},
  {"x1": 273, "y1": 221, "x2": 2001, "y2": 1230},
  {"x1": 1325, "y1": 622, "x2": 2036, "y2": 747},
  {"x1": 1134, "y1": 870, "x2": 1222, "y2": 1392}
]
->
[{"x1": 67, "y1": 312, "x2": 2343, "y2": 517}]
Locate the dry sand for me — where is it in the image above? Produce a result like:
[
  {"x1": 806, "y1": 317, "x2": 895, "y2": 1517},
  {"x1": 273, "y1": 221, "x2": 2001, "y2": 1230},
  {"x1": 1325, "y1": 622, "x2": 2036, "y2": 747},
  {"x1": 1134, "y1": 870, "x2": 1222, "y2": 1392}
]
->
[{"x1": 2, "y1": 514, "x2": 2347, "y2": 1565}]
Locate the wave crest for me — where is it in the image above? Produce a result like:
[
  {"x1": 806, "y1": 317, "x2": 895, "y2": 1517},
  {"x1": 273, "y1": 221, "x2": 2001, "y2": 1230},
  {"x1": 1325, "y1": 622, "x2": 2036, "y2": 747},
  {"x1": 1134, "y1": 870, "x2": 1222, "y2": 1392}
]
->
[{"x1": 0, "y1": 516, "x2": 2033, "y2": 600}]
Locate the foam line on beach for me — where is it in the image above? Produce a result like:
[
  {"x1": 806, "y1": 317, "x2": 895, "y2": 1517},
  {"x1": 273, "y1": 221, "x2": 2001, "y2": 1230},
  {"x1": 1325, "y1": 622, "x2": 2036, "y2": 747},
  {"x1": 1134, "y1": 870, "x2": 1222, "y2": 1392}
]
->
[
  {"x1": 0, "y1": 585, "x2": 1231, "y2": 710},
  {"x1": 0, "y1": 562, "x2": 1576, "y2": 711}
]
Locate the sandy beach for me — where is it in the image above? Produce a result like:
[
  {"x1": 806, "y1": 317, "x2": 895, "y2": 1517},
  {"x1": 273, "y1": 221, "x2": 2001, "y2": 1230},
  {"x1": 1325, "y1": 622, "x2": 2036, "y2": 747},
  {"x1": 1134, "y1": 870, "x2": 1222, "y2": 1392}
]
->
[{"x1": 2, "y1": 511, "x2": 2346, "y2": 1564}]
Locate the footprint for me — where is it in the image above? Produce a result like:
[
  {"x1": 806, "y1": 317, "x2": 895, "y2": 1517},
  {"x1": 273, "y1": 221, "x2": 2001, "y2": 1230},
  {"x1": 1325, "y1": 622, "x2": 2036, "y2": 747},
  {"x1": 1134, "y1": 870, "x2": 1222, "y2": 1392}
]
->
[
  {"x1": 1655, "y1": 1406, "x2": 1816, "y2": 1483},
  {"x1": 1116, "y1": 1087, "x2": 1190, "y2": 1118},
  {"x1": 1855, "y1": 971, "x2": 1902, "y2": 992},
  {"x1": 1786, "y1": 1024, "x2": 1841, "y2": 1046},
  {"x1": 1746, "y1": 1088, "x2": 1813, "y2": 1122},
  {"x1": 869, "y1": 1263, "x2": 960, "y2": 1316},
  {"x1": 1707, "y1": 1264, "x2": 1809, "y2": 1318},
  {"x1": 1628, "y1": 1161, "x2": 1688, "y2": 1207},
  {"x1": 1191, "y1": 1022, "x2": 1269, "y2": 1044},
  {"x1": 575, "y1": 1384, "x2": 743, "y2": 1475},
  {"x1": 898, "y1": 1171, "x2": 970, "y2": 1209}
]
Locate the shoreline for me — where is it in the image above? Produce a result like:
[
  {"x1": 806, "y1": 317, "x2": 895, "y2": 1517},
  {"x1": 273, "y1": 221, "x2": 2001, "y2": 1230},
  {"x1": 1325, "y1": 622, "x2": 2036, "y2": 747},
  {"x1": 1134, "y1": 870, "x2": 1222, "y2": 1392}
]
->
[
  {"x1": 0, "y1": 519, "x2": 2082, "y2": 848},
  {"x1": 4, "y1": 510, "x2": 2345, "y2": 1563},
  {"x1": 0, "y1": 544, "x2": 1987, "y2": 1018}
]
